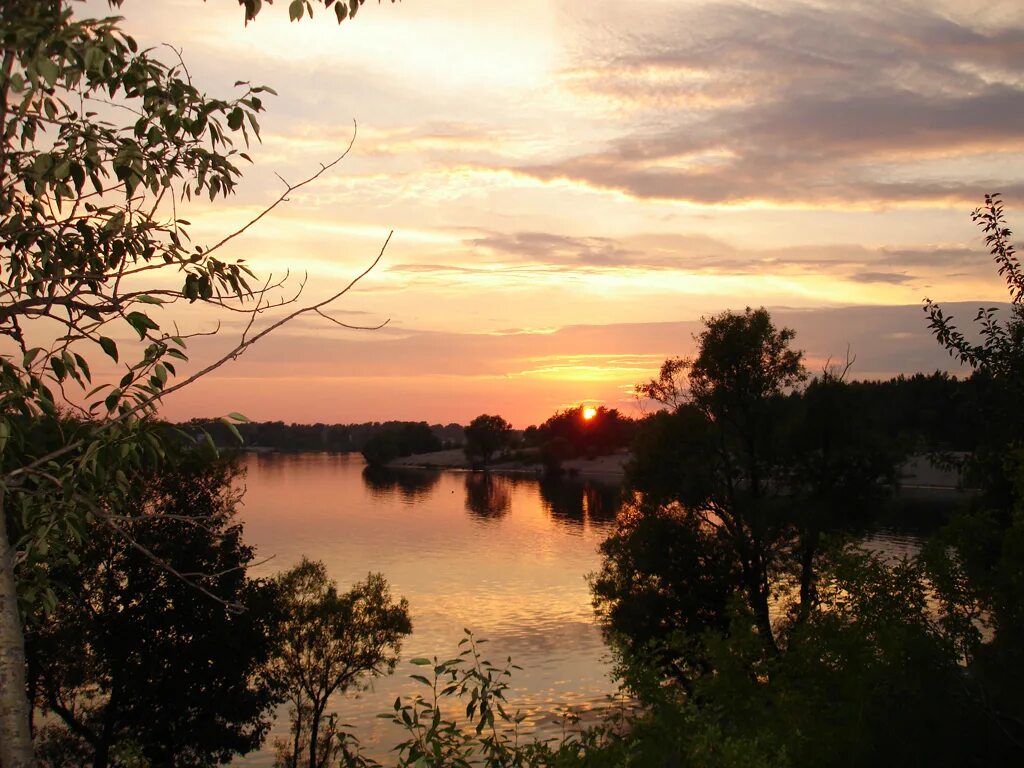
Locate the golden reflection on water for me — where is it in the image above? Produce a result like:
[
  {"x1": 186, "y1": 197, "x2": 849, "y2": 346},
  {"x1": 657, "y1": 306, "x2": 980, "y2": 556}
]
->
[
  {"x1": 234, "y1": 453, "x2": 940, "y2": 765},
  {"x1": 234, "y1": 453, "x2": 622, "y2": 764}
]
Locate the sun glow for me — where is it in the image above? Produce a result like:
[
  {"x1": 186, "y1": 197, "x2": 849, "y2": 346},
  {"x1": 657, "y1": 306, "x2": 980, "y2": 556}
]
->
[{"x1": 582, "y1": 406, "x2": 598, "y2": 420}]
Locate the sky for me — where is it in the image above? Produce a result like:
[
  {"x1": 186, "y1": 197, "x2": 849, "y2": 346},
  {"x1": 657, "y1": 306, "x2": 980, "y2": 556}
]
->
[{"x1": 87, "y1": 0, "x2": 1024, "y2": 426}]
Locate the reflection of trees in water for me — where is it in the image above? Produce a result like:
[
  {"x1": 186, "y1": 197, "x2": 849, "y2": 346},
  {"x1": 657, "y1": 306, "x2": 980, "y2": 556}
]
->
[
  {"x1": 464, "y1": 472, "x2": 513, "y2": 520},
  {"x1": 539, "y1": 477, "x2": 621, "y2": 527},
  {"x1": 361, "y1": 466, "x2": 441, "y2": 501}
]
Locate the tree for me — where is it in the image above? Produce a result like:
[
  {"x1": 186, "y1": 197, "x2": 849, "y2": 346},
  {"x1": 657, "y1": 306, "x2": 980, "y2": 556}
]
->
[
  {"x1": 360, "y1": 422, "x2": 442, "y2": 467},
  {"x1": 463, "y1": 414, "x2": 512, "y2": 469},
  {"x1": 608, "y1": 307, "x2": 896, "y2": 664},
  {"x1": 593, "y1": 204, "x2": 1024, "y2": 765},
  {"x1": 268, "y1": 559, "x2": 411, "y2": 768},
  {"x1": 922, "y1": 194, "x2": 1024, "y2": 756},
  {"x1": 625, "y1": 308, "x2": 808, "y2": 647},
  {"x1": 0, "y1": 2, "x2": 393, "y2": 763},
  {"x1": 591, "y1": 498, "x2": 739, "y2": 684},
  {"x1": 25, "y1": 450, "x2": 282, "y2": 768},
  {"x1": 536, "y1": 406, "x2": 634, "y2": 460}
]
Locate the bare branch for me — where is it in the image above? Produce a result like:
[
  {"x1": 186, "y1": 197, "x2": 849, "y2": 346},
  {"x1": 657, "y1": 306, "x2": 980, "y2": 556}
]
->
[
  {"x1": 203, "y1": 121, "x2": 358, "y2": 259},
  {"x1": 6, "y1": 233, "x2": 392, "y2": 482},
  {"x1": 314, "y1": 307, "x2": 389, "y2": 331},
  {"x1": 102, "y1": 515, "x2": 244, "y2": 612}
]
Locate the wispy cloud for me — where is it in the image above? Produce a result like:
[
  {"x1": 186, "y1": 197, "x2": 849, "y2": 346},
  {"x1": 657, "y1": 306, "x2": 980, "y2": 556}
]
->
[
  {"x1": 388, "y1": 229, "x2": 1002, "y2": 290},
  {"x1": 533, "y1": 0, "x2": 1024, "y2": 207}
]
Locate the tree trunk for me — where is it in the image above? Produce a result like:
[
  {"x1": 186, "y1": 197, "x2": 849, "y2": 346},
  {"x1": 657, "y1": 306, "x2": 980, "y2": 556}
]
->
[
  {"x1": 90, "y1": 690, "x2": 118, "y2": 768},
  {"x1": 797, "y1": 528, "x2": 820, "y2": 623},
  {"x1": 730, "y1": 523, "x2": 778, "y2": 654},
  {"x1": 91, "y1": 740, "x2": 110, "y2": 768},
  {"x1": 308, "y1": 700, "x2": 322, "y2": 768},
  {"x1": 744, "y1": 549, "x2": 777, "y2": 655},
  {"x1": 0, "y1": 489, "x2": 34, "y2": 768},
  {"x1": 748, "y1": 578, "x2": 777, "y2": 654},
  {"x1": 290, "y1": 696, "x2": 306, "y2": 768}
]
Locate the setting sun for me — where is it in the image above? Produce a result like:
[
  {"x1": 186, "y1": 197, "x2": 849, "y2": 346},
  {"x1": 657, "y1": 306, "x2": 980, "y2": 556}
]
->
[{"x1": 582, "y1": 406, "x2": 598, "y2": 420}]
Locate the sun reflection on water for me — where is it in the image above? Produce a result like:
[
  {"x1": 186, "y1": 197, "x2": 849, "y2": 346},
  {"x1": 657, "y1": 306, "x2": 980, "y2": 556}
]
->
[{"x1": 235, "y1": 453, "x2": 622, "y2": 764}]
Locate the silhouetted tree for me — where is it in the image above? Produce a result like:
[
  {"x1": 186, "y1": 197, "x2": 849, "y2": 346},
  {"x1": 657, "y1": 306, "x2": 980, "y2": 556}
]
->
[
  {"x1": 268, "y1": 560, "x2": 411, "y2": 768},
  {"x1": 595, "y1": 205, "x2": 1024, "y2": 766},
  {"x1": 626, "y1": 308, "x2": 807, "y2": 647},
  {"x1": 921, "y1": 194, "x2": 1024, "y2": 756},
  {"x1": 26, "y1": 454, "x2": 281, "y2": 768},
  {"x1": 592, "y1": 499, "x2": 740, "y2": 684},
  {"x1": 537, "y1": 406, "x2": 634, "y2": 460},
  {"x1": 360, "y1": 422, "x2": 442, "y2": 467},
  {"x1": 463, "y1": 415, "x2": 513, "y2": 469}
]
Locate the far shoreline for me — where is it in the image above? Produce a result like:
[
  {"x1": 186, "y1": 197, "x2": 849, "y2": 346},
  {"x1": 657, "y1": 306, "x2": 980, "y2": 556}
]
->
[{"x1": 385, "y1": 448, "x2": 632, "y2": 480}]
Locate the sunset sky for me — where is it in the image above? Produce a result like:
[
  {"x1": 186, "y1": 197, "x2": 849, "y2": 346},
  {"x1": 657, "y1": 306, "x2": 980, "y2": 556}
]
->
[{"x1": 93, "y1": 0, "x2": 1024, "y2": 426}]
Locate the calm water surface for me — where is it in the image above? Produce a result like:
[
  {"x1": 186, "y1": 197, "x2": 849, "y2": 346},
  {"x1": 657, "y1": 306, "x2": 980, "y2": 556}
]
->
[
  {"x1": 235, "y1": 453, "x2": 623, "y2": 764},
  {"x1": 233, "y1": 453, "x2": 953, "y2": 764}
]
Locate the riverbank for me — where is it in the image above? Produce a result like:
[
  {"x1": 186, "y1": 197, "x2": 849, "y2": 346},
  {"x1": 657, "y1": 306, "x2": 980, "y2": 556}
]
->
[
  {"x1": 386, "y1": 449, "x2": 969, "y2": 490},
  {"x1": 387, "y1": 449, "x2": 632, "y2": 479}
]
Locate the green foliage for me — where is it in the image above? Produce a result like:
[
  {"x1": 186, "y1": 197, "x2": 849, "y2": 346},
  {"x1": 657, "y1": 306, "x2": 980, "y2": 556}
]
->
[
  {"x1": 0, "y1": 0, "x2": 401, "y2": 763},
  {"x1": 463, "y1": 414, "x2": 513, "y2": 469},
  {"x1": 597, "y1": 200, "x2": 1024, "y2": 767},
  {"x1": 675, "y1": 547, "x2": 991, "y2": 768},
  {"x1": 919, "y1": 196, "x2": 1024, "y2": 758},
  {"x1": 332, "y1": 632, "x2": 790, "y2": 768},
  {"x1": 0, "y1": 0, "x2": 274, "y2": 607},
  {"x1": 235, "y1": 0, "x2": 399, "y2": 26},
  {"x1": 269, "y1": 559, "x2": 412, "y2": 768},
  {"x1": 26, "y1": 451, "x2": 282, "y2": 767},
  {"x1": 925, "y1": 194, "x2": 1024, "y2": 378},
  {"x1": 360, "y1": 631, "x2": 641, "y2": 768}
]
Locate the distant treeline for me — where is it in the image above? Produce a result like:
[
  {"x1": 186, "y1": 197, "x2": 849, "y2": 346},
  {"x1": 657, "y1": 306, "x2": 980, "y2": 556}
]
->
[
  {"x1": 520, "y1": 371, "x2": 986, "y2": 465},
  {"x1": 182, "y1": 371, "x2": 983, "y2": 459},
  {"x1": 816, "y1": 370, "x2": 983, "y2": 452},
  {"x1": 182, "y1": 419, "x2": 466, "y2": 453}
]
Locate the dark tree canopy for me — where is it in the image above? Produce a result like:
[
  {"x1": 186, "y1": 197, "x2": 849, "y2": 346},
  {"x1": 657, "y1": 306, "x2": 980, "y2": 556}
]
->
[
  {"x1": 0, "y1": 0, "x2": 395, "y2": 759},
  {"x1": 360, "y1": 422, "x2": 442, "y2": 467},
  {"x1": 463, "y1": 414, "x2": 513, "y2": 469},
  {"x1": 616, "y1": 307, "x2": 893, "y2": 656},
  {"x1": 536, "y1": 406, "x2": 634, "y2": 461},
  {"x1": 690, "y1": 307, "x2": 806, "y2": 417},
  {"x1": 591, "y1": 500, "x2": 739, "y2": 679},
  {"x1": 594, "y1": 204, "x2": 1024, "y2": 766},
  {"x1": 26, "y1": 453, "x2": 282, "y2": 768}
]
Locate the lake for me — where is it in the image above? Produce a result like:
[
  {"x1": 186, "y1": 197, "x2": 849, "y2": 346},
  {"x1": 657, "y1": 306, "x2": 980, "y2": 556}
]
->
[
  {"x1": 236, "y1": 452, "x2": 624, "y2": 764},
  {"x1": 234, "y1": 452, "x2": 958, "y2": 765}
]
